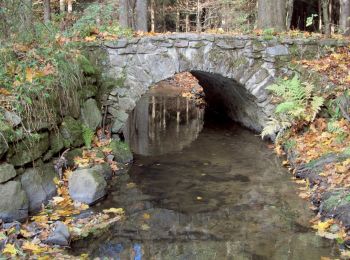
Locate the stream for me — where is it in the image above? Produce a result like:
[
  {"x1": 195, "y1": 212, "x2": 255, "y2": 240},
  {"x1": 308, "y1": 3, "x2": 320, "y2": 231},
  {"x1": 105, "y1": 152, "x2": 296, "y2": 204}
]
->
[{"x1": 72, "y1": 86, "x2": 339, "y2": 259}]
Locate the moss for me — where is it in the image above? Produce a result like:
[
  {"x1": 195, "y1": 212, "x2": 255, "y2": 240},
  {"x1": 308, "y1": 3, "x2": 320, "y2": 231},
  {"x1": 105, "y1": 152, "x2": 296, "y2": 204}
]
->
[
  {"x1": 108, "y1": 140, "x2": 133, "y2": 164},
  {"x1": 7, "y1": 132, "x2": 50, "y2": 166},
  {"x1": 60, "y1": 116, "x2": 84, "y2": 148},
  {"x1": 289, "y1": 44, "x2": 300, "y2": 58},
  {"x1": 194, "y1": 42, "x2": 206, "y2": 48},
  {"x1": 323, "y1": 190, "x2": 350, "y2": 212},
  {"x1": 229, "y1": 57, "x2": 247, "y2": 69},
  {"x1": 78, "y1": 55, "x2": 97, "y2": 75}
]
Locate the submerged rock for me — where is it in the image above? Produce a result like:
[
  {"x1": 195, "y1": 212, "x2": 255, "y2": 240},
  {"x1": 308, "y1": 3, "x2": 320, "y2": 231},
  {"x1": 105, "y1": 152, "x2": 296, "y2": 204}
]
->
[
  {"x1": 0, "y1": 163, "x2": 17, "y2": 184},
  {"x1": 68, "y1": 168, "x2": 107, "y2": 204},
  {"x1": 20, "y1": 163, "x2": 58, "y2": 212},
  {"x1": 44, "y1": 221, "x2": 70, "y2": 246},
  {"x1": 0, "y1": 181, "x2": 28, "y2": 222}
]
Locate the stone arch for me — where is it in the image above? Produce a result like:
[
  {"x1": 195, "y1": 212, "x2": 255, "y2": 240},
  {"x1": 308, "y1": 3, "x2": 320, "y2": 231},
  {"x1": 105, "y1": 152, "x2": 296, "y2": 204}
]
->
[{"x1": 99, "y1": 33, "x2": 343, "y2": 134}]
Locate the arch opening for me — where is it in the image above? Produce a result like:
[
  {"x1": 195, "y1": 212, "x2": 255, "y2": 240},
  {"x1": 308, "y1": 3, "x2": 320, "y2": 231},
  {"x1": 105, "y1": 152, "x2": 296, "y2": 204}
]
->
[{"x1": 190, "y1": 71, "x2": 266, "y2": 132}]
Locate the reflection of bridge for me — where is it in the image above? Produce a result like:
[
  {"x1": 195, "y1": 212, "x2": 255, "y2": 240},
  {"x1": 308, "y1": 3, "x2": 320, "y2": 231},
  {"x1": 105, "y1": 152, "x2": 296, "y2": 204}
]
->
[
  {"x1": 123, "y1": 92, "x2": 204, "y2": 156},
  {"x1": 91, "y1": 33, "x2": 347, "y2": 133}
]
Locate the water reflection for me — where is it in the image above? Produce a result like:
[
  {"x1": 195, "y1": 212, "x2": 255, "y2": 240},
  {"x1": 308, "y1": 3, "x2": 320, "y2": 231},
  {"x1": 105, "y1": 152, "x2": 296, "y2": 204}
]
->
[
  {"x1": 72, "y1": 86, "x2": 339, "y2": 259},
  {"x1": 123, "y1": 90, "x2": 204, "y2": 156}
]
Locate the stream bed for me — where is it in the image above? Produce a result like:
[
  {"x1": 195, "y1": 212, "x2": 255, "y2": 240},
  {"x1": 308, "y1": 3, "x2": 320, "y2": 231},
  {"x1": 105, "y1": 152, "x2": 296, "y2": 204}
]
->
[{"x1": 72, "y1": 86, "x2": 339, "y2": 259}]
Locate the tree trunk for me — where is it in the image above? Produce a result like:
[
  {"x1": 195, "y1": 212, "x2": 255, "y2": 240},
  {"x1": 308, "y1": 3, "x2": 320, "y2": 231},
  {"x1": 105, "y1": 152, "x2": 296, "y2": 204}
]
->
[
  {"x1": 59, "y1": 0, "x2": 65, "y2": 14},
  {"x1": 322, "y1": 0, "x2": 331, "y2": 36},
  {"x1": 286, "y1": 0, "x2": 294, "y2": 29},
  {"x1": 43, "y1": 0, "x2": 51, "y2": 24},
  {"x1": 340, "y1": 0, "x2": 350, "y2": 35},
  {"x1": 20, "y1": 0, "x2": 34, "y2": 38},
  {"x1": 67, "y1": 0, "x2": 73, "y2": 13},
  {"x1": 175, "y1": 7, "x2": 180, "y2": 32},
  {"x1": 185, "y1": 0, "x2": 190, "y2": 32},
  {"x1": 196, "y1": 0, "x2": 201, "y2": 32},
  {"x1": 257, "y1": 0, "x2": 287, "y2": 31},
  {"x1": 135, "y1": 0, "x2": 148, "y2": 32},
  {"x1": 150, "y1": 0, "x2": 155, "y2": 32},
  {"x1": 119, "y1": 0, "x2": 129, "y2": 28}
]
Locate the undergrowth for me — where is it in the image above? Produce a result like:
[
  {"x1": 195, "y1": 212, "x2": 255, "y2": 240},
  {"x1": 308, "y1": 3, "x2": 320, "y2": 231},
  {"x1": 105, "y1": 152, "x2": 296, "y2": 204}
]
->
[{"x1": 262, "y1": 75, "x2": 324, "y2": 140}]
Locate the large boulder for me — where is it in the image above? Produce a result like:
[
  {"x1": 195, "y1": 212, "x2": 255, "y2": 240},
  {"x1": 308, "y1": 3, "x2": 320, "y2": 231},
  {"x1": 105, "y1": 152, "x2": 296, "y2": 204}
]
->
[
  {"x1": 7, "y1": 132, "x2": 50, "y2": 167},
  {"x1": 0, "y1": 163, "x2": 17, "y2": 184},
  {"x1": 108, "y1": 140, "x2": 133, "y2": 164},
  {"x1": 0, "y1": 181, "x2": 28, "y2": 222},
  {"x1": 68, "y1": 168, "x2": 107, "y2": 204},
  {"x1": 81, "y1": 99, "x2": 102, "y2": 130},
  {"x1": 60, "y1": 116, "x2": 84, "y2": 148},
  {"x1": 20, "y1": 163, "x2": 58, "y2": 212}
]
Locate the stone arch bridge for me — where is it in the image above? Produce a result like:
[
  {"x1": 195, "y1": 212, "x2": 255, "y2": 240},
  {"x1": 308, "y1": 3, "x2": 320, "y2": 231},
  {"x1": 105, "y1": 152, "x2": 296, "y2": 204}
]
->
[{"x1": 88, "y1": 33, "x2": 346, "y2": 133}]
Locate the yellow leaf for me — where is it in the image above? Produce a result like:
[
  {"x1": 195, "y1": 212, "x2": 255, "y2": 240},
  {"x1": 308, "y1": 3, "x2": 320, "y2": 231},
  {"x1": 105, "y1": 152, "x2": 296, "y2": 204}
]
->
[
  {"x1": 20, "y1": 229, "x2": 33, "y2": 238},
  {"x1": 3, "y1": 243, "x2": 17, "y2": 256},
  {"x1": 103, "y1": 208, "x2": 125, "y2": 215},
  {"x1": 25, "y1": 67, "x2": 34, "y2": 83},
  {"x1": 80, "y1": 254, "x2": 89, "y2": 260},
  {"x1": 53, "y1": 177, "x2": 60, "y2": 185},
  {"x1": 143, "y1": 213, "x2": 150, "y2": 220},
  {"x1": 312, "y1": 219, "x2": 334, "y2": 232},
  {"x1": 52, "y1": 196, "x2": 65, "y2": 204},
  {"x1": 140, "y1": 224, "x2": 150, "y2": 231},
  {"x1": 22, "y1": 241, "x2": 44, "y2": 254},
  {"x1": 85, "y1": 36, "x2": 96, "y2": 42}
]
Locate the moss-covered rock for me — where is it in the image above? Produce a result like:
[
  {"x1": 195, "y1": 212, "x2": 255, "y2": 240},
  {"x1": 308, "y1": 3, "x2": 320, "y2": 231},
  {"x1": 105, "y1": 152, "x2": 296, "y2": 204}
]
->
[
  {"x1": 108, "y1": 140, "x2": 133, "y2": 164},
  {"x1": 0, "y1": 163, "x2": 17, "y2": 184},
  {"x1": 81, "y1": 99, "x2": 102, "y2": 130},
  {"x1": 79, "y1": 84, "x2": 98, "y2": 101},
  {"x1": 43, "y1": 131, "x2": 66, "y2": 161},
  {"x1": 66, "y1": 148, "x2": 84, "y2": 168},
  {"x1": 7, "y1": 132, "x2": 50, "y2": 167},
  {"x1": 60, "y1": 116, "x2": 84, "y2": 148}
]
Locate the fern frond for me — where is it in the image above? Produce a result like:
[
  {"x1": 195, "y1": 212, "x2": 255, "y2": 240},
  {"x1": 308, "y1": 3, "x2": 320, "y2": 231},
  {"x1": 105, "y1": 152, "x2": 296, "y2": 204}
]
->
[
  {"x1": 261, "y1": 118, "x2": 292, "y2": 139},
  {"x1": 287, "y1": 75, "x2": 305, "y2": 102},
  {"x1": 266, "y1": 83, "x2": 286, "y2": 97},
  {"x1": 303, "y1": 82, "x2": 314, "y2": 100},
  {"x1": 310, "y1": 96, "x2": 324, "y2": 121},
  {"x1": 261, "y1": 118, "x2": 281, "y2": 139},
  {"x1": 275, "y1": 101, "x2": 297, "y2": 114}
]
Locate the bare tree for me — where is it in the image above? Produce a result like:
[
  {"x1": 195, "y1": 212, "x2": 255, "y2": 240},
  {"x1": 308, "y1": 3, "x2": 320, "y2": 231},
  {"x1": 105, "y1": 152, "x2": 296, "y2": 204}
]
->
[
  {"x1": 340, "y1": 0, "x2": 350, "y2": 35},
  {"x1": 257, "y1": 0, "x2": 287, "y2": 31},
  {"x1": 43, "y1": 0, "x2": 51, "y2": 24},
  {"x1": 119, "y1": 0, "x2": 129, "y2": 28},
  {"x1": 135, "y1": 0, "x2": 148, "y2": 31},
  {"x1": 322, "y1": 0, "x2": 331, "y2": 36},
  {"x1": 60, "y1": 0, "x2": 65, "y2": 14}
]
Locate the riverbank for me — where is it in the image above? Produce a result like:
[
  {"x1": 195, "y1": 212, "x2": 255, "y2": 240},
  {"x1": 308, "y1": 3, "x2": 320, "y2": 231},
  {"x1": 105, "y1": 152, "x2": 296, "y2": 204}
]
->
[{"x1": 271, "y1": 47, "x2": 350, "y2": 257}]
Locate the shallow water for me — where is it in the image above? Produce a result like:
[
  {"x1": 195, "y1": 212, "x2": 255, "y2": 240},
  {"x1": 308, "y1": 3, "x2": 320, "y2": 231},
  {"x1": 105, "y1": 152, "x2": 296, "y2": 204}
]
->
[{"x1": 73, "y1": 87, "x2": 339, "y2": 259}]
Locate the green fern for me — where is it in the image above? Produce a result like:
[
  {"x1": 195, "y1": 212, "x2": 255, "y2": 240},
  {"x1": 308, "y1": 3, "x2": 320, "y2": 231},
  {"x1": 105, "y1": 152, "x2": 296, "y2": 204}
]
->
[
  {"x1": 261, "y1": 118, "x2": 292, "y2": 140},
  {"x1": 262, "y1": 74, "x2": 324, "y2": 140},
  {"x1": 311, "y1": 96, "x2": 324, "y2": 119},
  {"x1": 275, "y1": 101, "x2": 297, "y2": 114},
  {"x1": 82, "y1": 125, "x2": 94, "y2": 149}
]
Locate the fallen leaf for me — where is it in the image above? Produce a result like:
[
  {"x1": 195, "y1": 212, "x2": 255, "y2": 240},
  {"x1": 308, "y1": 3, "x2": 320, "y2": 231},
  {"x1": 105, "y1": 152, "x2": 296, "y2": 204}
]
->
[
  {"x1": 3, "y1": 243, "x2": 17, "y2": 256},
  {"x1": 103, "y1": 208, "x2": 125, "y2": 215}
]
